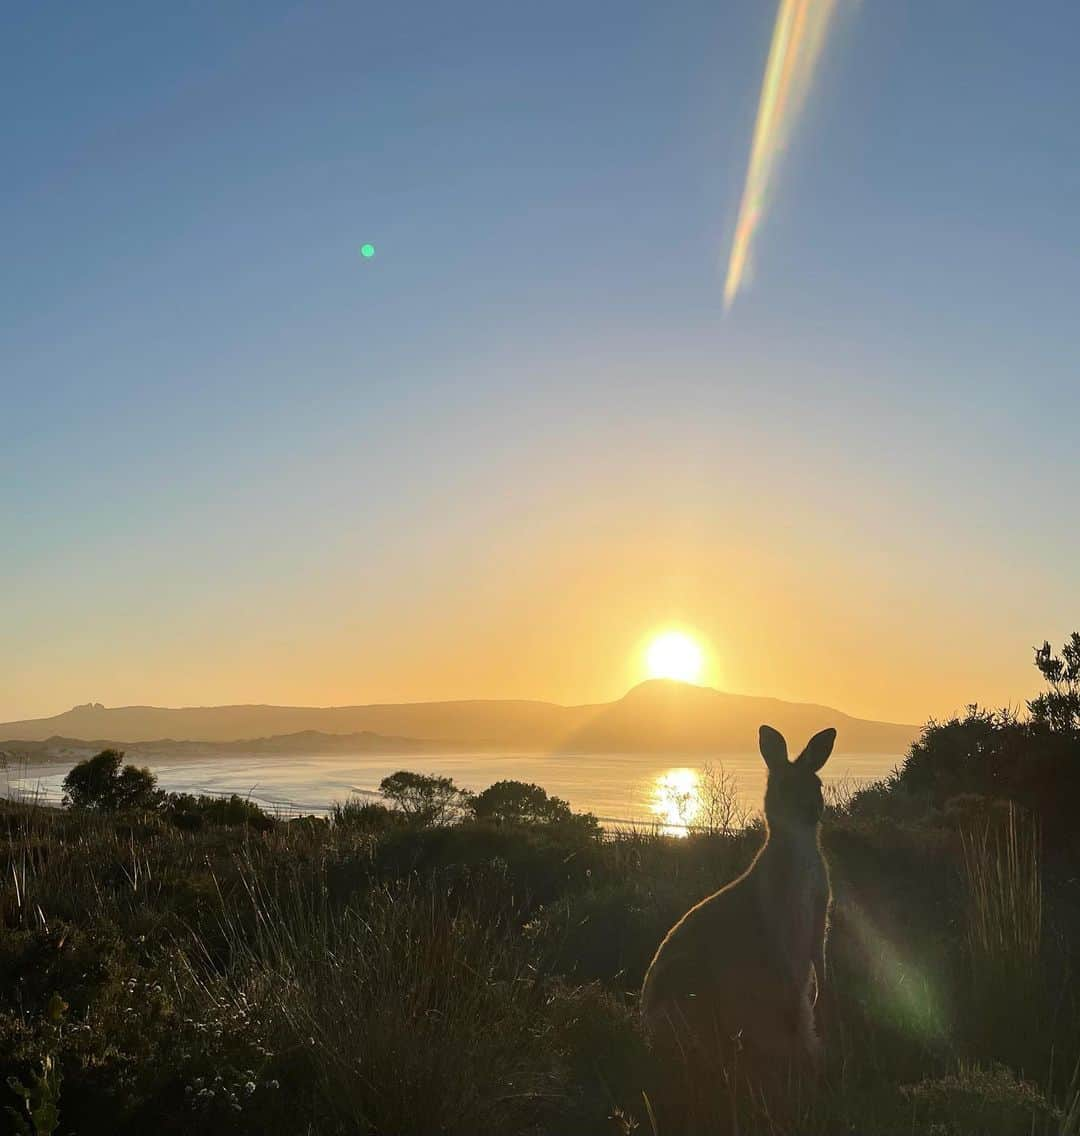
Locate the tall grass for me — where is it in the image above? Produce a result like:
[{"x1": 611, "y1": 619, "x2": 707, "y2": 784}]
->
[
  {"x1": 187, "y1": 862, "x2": 614, "y2": 1134},
  {"x1": 961, "y1": 803, "x2": 1042, "y2": 972},
  {"x1": 959, "y1": 802, "x2": 1049, "y2": 1087}
]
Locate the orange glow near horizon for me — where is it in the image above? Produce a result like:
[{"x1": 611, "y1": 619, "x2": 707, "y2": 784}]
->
[{"x1": 0, "y1": 485, "x2": 1047, "y2": 729}]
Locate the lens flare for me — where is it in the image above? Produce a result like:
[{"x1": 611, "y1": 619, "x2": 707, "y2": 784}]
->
[
  {"x1": 723, "y1": 0, "x2": 843, "y2": 309},
  {"x1": 841, "y1": 897, "x2": 947, "y2": 1041}
]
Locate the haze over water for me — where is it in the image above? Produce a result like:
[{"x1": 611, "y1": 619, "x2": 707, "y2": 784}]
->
[{"x1": 4, "y1": 749, "x2": 900, "y2": 831}]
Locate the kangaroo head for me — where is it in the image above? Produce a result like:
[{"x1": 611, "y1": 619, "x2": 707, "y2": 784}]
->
[{"x1": 759, "y1": 724, "x2": 836, "y2": 829}]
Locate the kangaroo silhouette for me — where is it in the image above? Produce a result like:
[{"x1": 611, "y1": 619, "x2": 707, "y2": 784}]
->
[{"x1": 640, "y1": 724, "x2": 835, "y2": 1064}]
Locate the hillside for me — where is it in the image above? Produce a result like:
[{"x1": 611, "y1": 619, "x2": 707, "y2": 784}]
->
[
  {"x1": 0, "y1": 682, "x2": 917, "y2": 754},
  {"x1": 0, "y1": 730, "x2": 447, "y2": 764},
  {"x1": 560, "y1": 680, "x2": 917, "y2": 753}
]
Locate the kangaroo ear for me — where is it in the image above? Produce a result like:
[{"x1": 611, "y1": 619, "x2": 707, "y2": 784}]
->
[
  {"x1": 797, "y1": 728, "x2": 837, "y2": 772},
  {"x1": 759, "y1": 725, "x2": 789, "y2": 771}
]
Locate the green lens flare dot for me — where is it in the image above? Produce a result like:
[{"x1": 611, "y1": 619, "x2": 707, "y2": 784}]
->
[{"x1": 360, "y1": 244, "x2": 376, "y2": 258}]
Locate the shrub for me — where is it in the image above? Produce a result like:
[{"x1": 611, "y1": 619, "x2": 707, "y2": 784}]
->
[
  {"x1": 852, "y1": 638, "x2": 1080, "y2": 848},
  {"x1": 62, "y1": 751, "x2": 158, "y2": 812},
  {"x1": 472, "y1": 780, "x2": 601, "y2": 838},
  {"x1": 378, "y1": 771, "x2": 473, "y2": 826},
  {"x1": 163, "y1": 793, "x2": 274, "y2": 832},
  {"x1": 900, "y1": 1064, "x2": 1059, "y2": 1135},
  {"x1": 472, "y1": 779, "x2": 572, "y2": 825},
  {"x1": 330, "y1": 797, "x2": 402, "y2": 832},
  {"x1": 695, "y1": 761, "x2": 751, "y2": 833}
]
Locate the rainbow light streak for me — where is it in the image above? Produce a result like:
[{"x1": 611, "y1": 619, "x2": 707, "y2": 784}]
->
[{"x1": 723, "y1": 0, "x2": 841, "y2": 309}]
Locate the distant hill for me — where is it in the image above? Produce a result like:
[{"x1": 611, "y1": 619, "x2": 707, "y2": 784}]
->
[
  {"x1": 0, "y1": 683, "x2": 918, "y2": 755},
  {"x1": 559, "y1": 680, "x2": 915, "y2": 754},
  {"x1": 1, "y1": 730, "x2": 446, "y2": 764}
]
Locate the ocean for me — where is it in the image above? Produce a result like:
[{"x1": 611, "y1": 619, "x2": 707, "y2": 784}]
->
[{"x1": 3, "y1": 749, "x2": 902, "y2": 832}]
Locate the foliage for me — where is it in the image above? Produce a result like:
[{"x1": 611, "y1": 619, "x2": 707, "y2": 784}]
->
[
  {"x1": 471, "y1": 779, "x2": 601, "y2": 836},
  {"x1": 850, "y1": 635, "x2": 1080, "y2": 850},
  {"x1": 378, "y1": 770, "x2": 473, "y2": 826},
  {"x1": 1031, "y1": 633, "x2": 1080, "y2": 733},
  {"x1": 62, "y1": 750, "x2": 158, "y2": 812},
  {"x1": 472, "y1": 779, "x2": 573, "y2": 825},
  {"x1": 330, "y1": 796, "x2": 403, "y2": 832},
  {"x1": 6, "y1": 1055, "x2": 61, "y2": 1136},
  {"x1": 900, "y1": 1063, "x2": 1061, "y2": 1135},
  {"x1": 5, "y1": 995, "x2": 66, "y2": 1136},
  {"x1": 162, "y1": 792, "x2": 274, "y2": 832}
]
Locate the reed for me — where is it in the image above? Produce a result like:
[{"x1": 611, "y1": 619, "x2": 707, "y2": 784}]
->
[{"x1": 960, "y1": 803, "x2": 1042, "y2": 973}]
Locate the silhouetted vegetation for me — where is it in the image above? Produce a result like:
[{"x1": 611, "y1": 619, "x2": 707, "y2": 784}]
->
[
  {"x1": 472, "y1": 779, "x2": 601, "y2": 837},
  {"x1": 377, "y1": 770, "x2": 473, "y2": 825},
  {"x1": 59, "y1": 751, "x2": 277, "y2": 835},
  {"x1": 472, "y1": 779, "x2": 571, "y2": 824},
  {"x1": 162, "y1": 792, "x2": 276, "y2": 833},
  {"x1": 847, "y1": 636, "x2": 1080, "y2": 857},
  {"x1": 62, "y1": 749, "x2": 158, "y2": 812},
  {"x1": 3, "y1": 637, "x2": 1080, "y2": 1133},
  {"x1": 329, "y1": 797, "x2": 403, "y2": 833},
  {"x1": 1031, "y1": 633, "x2": 1080, "y2": 731}
]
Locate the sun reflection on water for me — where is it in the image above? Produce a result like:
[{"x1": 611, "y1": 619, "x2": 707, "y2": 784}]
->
[{"x1": 651, "y1": 768, "x2": 701, "y2": 837}]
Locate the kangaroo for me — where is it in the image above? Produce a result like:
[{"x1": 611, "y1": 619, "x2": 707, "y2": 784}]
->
[{"x1": 640, "y1": 724, "x2": 835, "y2": 1066}]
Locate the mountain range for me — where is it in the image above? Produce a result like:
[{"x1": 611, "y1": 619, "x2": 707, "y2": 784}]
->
[{"x1": 0, "y1": 681, "x2": 918, "y2": 757}]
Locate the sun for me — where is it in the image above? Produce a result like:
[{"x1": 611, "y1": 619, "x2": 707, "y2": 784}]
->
[{"x1": 645, "y1": 631, "x2": 705, "y2": 683}]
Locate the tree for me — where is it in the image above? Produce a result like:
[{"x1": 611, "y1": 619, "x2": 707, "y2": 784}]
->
[
  {"x1": 471, "y1": 780, "x2": 600, "y2": 837},
  {"x1": 1030, "y1": 633, "x2": 1080, "y2": 732},
  {"x1": 472, "y1": 780, "x2": 573, "y2": 826},
  {"x1": 62, "y1": 750, "x2": 159, "y2": 811},
  {"x1": 378, "y1": 771, "x2": 472, "y2": 826}
]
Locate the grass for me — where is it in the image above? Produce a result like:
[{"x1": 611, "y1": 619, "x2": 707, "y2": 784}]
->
[
  {"x1": 961, "y1": 803, "x2": 1043, "y2": 971},
  {"x1": 2, "y1": 764, "x2": 1080, "y2": 1134},
  {"x1": 193, "y1": 867, "x2": 566, "y2": 1133}
]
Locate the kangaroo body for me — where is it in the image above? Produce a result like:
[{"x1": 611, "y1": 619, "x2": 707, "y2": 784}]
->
[{"x1": 641, "y1": 726, "x2": 835, "y2": 1063}]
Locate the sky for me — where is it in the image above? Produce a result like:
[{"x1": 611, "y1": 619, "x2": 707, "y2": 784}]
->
[{"x1": 3, "y1": 1, "x2": 1078, "y2": 726}]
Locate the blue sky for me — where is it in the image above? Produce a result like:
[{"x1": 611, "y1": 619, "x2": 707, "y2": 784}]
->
[{"x1": 3, "y1": 2, "x2": 1078, "y2": 723}]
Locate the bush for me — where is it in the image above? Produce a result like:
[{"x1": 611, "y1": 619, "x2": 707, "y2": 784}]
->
[
  {"x1": 472, "y1": 780, "x2": 573, "y2": 825},
  {"x1": 378, "y1": 771, "x2": 472, "y2": 826},
  {"x1": 900, "y1": 1064, "x2": 1059, "y2": 1135},
  {"x1": 163, "y1": 793, "x2": 274, "y2": 832},
  {"x1": 330, "y1": 797, "x2": 403, "y2": 833},
  {"x1": 848, "y1": 634, "x2": 1080, "y2": 851},
  {"x1": 62, "y1": 751, "x2": 158, "y2": 812},
  {"x1": 472, "y1": 780, "x2": 601, "y2": 838}
]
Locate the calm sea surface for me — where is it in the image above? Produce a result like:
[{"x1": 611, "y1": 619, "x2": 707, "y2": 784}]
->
[{"x1": 2, "y1": 750, "x2": 902, "y2": 828}]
